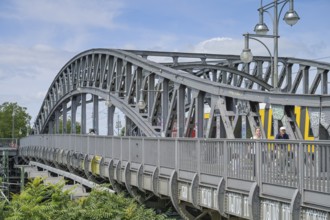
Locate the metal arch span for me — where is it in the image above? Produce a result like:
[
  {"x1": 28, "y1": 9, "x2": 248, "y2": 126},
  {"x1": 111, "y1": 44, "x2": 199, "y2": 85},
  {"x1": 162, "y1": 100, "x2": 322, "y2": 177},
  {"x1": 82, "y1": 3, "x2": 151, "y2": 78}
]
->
[
  {"x1": 171, "y1": 64, "x2": 272, "y2": 90},
  {"x1": 34, "y1": 49, "x2": 330, "y2": 139}
]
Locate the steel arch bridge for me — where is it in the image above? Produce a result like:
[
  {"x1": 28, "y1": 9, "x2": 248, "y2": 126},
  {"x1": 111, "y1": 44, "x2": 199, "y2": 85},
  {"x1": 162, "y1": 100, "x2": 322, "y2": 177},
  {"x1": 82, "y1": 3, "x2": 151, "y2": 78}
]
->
[
  {"x1": 34, "y1": 49, "x2": 330, "y2": 140},
  {"x1": 20, "y1": 49, "x2": 330, "y2": 220}
]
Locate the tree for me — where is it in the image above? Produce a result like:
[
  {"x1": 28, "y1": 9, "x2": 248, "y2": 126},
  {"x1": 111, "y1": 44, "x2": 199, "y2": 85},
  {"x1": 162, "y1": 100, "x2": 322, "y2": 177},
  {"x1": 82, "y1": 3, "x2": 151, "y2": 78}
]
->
[
  {"x1": 58, "y1": 118, "x2": 81, "y2": 134},
  {"x1": 0, "y1": 177, "x2": 169, "y2": 220},
  {"x1": 120, "y1": 127, "x2": 125, "y2": 136},
  {"x1": 0, "y1": 102, "x2": 31, "y2": 138}
]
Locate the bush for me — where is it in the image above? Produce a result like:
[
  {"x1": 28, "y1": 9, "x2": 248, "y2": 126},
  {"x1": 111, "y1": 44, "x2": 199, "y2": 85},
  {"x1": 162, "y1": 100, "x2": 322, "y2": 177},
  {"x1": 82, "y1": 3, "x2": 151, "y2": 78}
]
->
[{"x1": 0, "y1": 177, "x2": 168, "y2": 220}]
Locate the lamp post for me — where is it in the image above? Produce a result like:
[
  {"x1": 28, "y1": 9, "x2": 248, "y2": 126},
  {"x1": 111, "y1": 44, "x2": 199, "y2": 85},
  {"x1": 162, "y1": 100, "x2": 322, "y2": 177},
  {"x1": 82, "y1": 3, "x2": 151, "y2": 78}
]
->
[
  {"x1": 241, "y1": 0, "x2": 300, "y2": 89},
  {"x1": 137, "y1": 89, "x2": 163, "y2": 110},
  {"x1": 115, "y1": 114, "x2": 121, "y2": 136},
  {"x1": 241, "y1": 33, "x2": 275, "y2": 81},
  {"x1": 12, "y1": 107, "x2": 15, "y2": 139}
]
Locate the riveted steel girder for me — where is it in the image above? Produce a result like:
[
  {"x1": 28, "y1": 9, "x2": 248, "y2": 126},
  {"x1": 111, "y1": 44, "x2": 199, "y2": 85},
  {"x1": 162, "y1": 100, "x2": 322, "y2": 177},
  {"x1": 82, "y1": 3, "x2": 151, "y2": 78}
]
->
[{"x1": 32, "y1": 49, "x2": 330, "y2": 140}]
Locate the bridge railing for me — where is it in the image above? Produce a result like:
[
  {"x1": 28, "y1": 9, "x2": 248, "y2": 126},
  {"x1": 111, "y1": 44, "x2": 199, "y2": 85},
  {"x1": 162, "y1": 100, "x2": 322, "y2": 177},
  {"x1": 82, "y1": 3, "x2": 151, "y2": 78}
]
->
[
  {"x1": 0, "y1": 138, "x2": 19, "y2": 149},
  {"x1": 20, "y1": 135, "x2": 330, "y2": 202}
]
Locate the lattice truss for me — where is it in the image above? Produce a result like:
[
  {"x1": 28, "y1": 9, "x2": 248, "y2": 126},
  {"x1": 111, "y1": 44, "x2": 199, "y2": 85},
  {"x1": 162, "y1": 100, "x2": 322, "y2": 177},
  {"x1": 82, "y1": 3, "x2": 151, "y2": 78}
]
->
[{"x1": 35, "y1": 49, "x2": 330, "y2": 139}]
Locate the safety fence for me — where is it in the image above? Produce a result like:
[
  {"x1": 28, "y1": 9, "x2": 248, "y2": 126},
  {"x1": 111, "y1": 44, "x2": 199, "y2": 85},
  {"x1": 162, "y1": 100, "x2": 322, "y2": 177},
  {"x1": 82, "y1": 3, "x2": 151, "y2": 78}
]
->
[{"x1": 20, "y1": 135, "x2": 330, "y2": 195}]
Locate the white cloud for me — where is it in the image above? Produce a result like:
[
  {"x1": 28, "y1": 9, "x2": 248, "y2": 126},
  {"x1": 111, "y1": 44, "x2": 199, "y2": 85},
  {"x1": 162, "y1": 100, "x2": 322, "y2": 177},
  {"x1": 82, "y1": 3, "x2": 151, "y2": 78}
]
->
[
  {"x1": 191, "y1": 37, "x2": 243, "y2": 54},
  {"x1": 0, "y1": 44, "x2": 75, "y2": 121},
  {"x1": 189, "y1": 37, "x2": 330, "y2": 63},
  {"x1": 1, "y1": 0, "x2": 123, "y2": 29}
]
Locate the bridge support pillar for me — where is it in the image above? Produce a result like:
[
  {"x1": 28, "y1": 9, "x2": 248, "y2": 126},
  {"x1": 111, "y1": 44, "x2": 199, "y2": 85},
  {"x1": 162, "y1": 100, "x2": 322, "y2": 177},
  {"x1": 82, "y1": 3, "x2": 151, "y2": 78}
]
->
[
  {"x1": 62, "y1": 102, "x2": 67, "y2": 134},
  {"x1": 290, "y1": 189, "x2": 301, "y2": 220},
  {"x1": 176, "y1": 84, "x2": 185, "y2": 137},
  {"x1": 248, "y1": 182, "x2": 260, "y2": 220},
  {"x1": 48, "y1": 121, "x2": 54, "y2": 134},
  {"x1": 169, "y1": 170, "x2": 195, "y2": 220},
  {"x1": 71, "y1": 96, "x2": 78, "y2": 134},
  {"x1": 107, "y1": 105, "x2": 115, "y2": 136},
  {"x1": 162, "y1": 79, "x2": 169, "y2": 134},
  {"x1": 195, "y1": 91, "x2": 205, "y2": 138},
  {"x1": 108, "y1": 159, "x2": 123, "y2": 193},
  {"x1": 55, "y1": 110, "x2": 60, "y2": 134},
  {"x1": 81, "y1": 94, "x2": 87, "y2": 134},
  {"x1": 93, "y1": 95, "x2": 99, "y2": 134}
]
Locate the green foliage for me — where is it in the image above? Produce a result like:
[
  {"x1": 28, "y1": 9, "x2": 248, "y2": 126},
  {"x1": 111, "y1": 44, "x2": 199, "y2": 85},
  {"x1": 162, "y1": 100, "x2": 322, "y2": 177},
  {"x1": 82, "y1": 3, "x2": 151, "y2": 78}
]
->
[
  {"x1": 0, "y1": 177, "x2": 168, "y2": 220},
  {"x1": 120, "y1": 127, "x2": 125, "y2": 136},
  {"x1": 0, "y1": 102, "x2": 31, "y2": 138},
  {"x1": 58, "y1": 118, "x2": 81, "y2": 134}
]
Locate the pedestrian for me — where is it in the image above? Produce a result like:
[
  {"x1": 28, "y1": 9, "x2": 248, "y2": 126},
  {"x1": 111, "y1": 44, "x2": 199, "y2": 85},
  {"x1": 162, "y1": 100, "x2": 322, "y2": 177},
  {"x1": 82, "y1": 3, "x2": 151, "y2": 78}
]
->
[
  {"x1": 251, "y1": 127, "x2": 262, "y2": 139},
  {"x1": 249, "y1": 127, "x2": 262, "y2": 179},
  {"x1": 275, "y1": 126, "x2": 289, "y2": 139},
  {"x1": 89, "y1": 129, "x2": 96, "y2": 135}
]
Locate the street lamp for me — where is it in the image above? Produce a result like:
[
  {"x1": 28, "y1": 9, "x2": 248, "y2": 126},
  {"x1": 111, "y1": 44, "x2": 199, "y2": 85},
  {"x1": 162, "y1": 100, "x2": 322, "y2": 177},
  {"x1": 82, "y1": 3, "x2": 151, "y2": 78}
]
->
[
  {"x1": 137, "y1": 89, "x2": 163, "y2": 110},
  {"x1": 254, "y1": 9, "x2": 269, "y2": 35},
  {"x1": 12, "y1": 108, "x2": 15, "y2": 139},
  {"x1": 137, "y1": 93, "x2": 147, "y2": 110},
  {"x1": 241, "y1": 33, "x2": 275, "y2": 80},
  {"x1": 241, "y1": 0, "x2": 300, "y2": 89},
  {"x1": 105, "y1": 98, "x2": 112, "y2": 107}
]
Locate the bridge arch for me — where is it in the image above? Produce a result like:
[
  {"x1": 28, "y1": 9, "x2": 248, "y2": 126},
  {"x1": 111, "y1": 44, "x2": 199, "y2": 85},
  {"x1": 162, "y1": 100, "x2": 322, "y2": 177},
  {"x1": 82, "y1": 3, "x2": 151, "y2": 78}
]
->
[{"x1": 34, "y1": 49, "x2": 330, "y2": 139}]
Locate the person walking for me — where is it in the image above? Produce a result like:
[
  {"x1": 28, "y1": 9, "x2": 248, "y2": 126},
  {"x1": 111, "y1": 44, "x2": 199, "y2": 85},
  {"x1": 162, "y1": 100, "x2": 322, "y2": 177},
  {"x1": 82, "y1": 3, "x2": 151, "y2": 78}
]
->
[
  {"x1": 251, "y1": 127, "x2": 262, "y2": 139},
  {"x1": 89, "y1": 128, "x2": 96, "y2": 135},
  {"x1": 275, "y1": 127, "x2": 289, "y2": 139}
]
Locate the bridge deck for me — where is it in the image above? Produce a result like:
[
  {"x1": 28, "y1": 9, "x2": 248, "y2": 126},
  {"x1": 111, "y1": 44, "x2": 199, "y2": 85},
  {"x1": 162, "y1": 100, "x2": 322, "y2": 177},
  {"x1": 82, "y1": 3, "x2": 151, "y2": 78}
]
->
[{"x1": 20, "y1": 135, "x2": 330, "y2": 219}]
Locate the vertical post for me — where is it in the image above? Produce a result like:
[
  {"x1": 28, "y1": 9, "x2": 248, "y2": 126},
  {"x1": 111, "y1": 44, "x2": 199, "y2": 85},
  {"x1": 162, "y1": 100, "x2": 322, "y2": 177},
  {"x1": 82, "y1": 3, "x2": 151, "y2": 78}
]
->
[
  {"x1": 162, "y1": 79, "x2": 169, "y2": 134},
  {"x1": 242, "y1": 115, "x2": 247, "y2": 139},
  {"x1": 117, "y1": 114, "x2": 120, "y2": 136},
  {"x1": 148, "y1": 74, "x2": 155, "y2": 117},
  {"x1": 298, "y1": 142, "x2": 304, "y2": 200},
  {"x1": 71, "y1": 97, "x2": 77, "y2": 134},
  {"x1": 273, "y1": 0, "x2": 279, "y2": 89},
  {"x1": 62, "y1": 102, "x2": 67, "y2": 134},
  {"x1": 125, "y1": 116, "x2": 130, "y2": 136},
  {"x1": 302, "y1": 67, "x2": 309, "y2": 94},
  {"x1": 81, "y1": 94, "x2": 86, "y2": 134},
  {"x1": 195, "y1": 91, "x2": 205, "y2": 138},
  {"x1": 216, "y1": 114, "x2": 221, "y2": 138},
  {"x1": 12, "y1": 107, "x2": 15, "y2": 139},
  {"x1": 48, "y1": 121, "x2": 54, "y2": 134},
  {"x1": 55, "y1": 110, "x2": 60, "y2": 134},
  {"x1": 136, "y1": 68, "x2": 142, "y2": 105},
  {"x1": 321, "y1": 69, "x2": 328, "y2": 94},
  {"x1": 107, "y1": 105, "x2": 115, "y2": 136},
  {"x1": 20, "y1": 166, "x2": 25, "y2": 192},
  {"x1": 125, "y1": 63, "x2": 132, "y2": 96},
  {"x1": 93, "y1": 95, "x2": 99, "y2": 134},
  {"x1": 177, "y1": 84, "x2": 185, "y2": 137},
  {"x1": 256, "y1": 141, "x2": 261, "y2": 186},
  {"x1": 223, "y1": 140, "x2": 228, "y2": 181}
]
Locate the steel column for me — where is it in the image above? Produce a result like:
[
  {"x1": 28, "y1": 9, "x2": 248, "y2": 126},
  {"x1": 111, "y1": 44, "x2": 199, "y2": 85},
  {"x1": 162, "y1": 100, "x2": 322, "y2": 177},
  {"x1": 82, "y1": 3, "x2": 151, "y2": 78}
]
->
[
  {"x1": 148, "y1": 74, "x2": 155, "y2": 117},
  {"x1": 81, "y1": 94, "x2": 87, "y2": 134},
  {"x1": 107, "y1": 105, "x2": 115, "y2": 136},
  {"x1": 162, "y1": 79, "x2": 169, "y2": 135},
  {"x1": 177, "y1": 84, "x2": 185, "y2": 137},
  {"x1": 62, "y1": 102, "x2": 67, "y2": 134},
  {"x1": 71, "y1": 97, "x2": 77, "y2": 134},
  {"x1": 54, "y1": 110, "x2": 60, "y2": 134},
  {"x1": 93, "y1": 95, "x2": 99, "y2": 134},
  {"x1": 195, "y1": 91, "x2": 205, "y2": 138}
]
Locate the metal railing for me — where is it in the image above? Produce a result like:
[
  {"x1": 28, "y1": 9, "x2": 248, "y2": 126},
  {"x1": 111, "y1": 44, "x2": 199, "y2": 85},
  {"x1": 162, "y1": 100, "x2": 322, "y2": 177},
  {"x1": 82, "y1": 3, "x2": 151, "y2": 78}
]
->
[
  {"x1": 20, "y1": 135, "x2": 330, "y2": 195},
  {"x1": 0, "y1": 138, "x2": 19, "y2": 149}
]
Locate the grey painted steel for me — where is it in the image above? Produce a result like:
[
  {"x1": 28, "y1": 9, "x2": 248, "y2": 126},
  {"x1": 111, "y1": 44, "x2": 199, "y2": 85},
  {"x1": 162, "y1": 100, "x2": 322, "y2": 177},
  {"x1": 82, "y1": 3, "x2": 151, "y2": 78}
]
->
[
  {"x1": 33, "y1": 49, "x2": 330, "y2": 140},
  {"x1": 29, "y1": 161, "x2": 114, "y2": 193},
  {"x1": 20, "y1": 135, "x2": 330, "y2": 219}
]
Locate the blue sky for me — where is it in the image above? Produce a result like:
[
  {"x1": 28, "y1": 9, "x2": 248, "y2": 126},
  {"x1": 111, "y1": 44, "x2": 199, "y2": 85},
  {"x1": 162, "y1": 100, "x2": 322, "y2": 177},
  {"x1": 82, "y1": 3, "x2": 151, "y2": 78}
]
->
[{"x1": 0, "y1": 0, "x2": 329, "y2": 127}]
